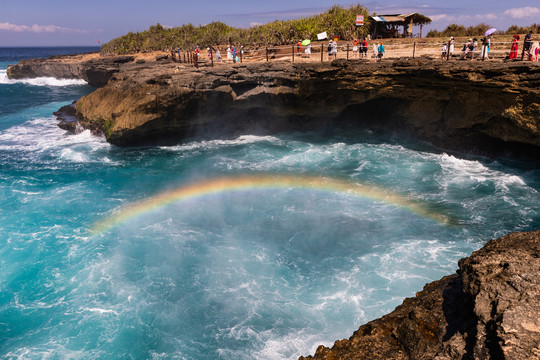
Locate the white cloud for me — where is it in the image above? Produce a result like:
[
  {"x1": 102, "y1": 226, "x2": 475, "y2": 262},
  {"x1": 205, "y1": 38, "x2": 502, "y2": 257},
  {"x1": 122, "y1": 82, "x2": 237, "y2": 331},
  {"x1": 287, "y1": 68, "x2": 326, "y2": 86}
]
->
[
  {"x1": 430, "y1": 14, "x2": 450, "y2": 21},
  {"x1": 474, "y1": 13, "x2": 497, "y2": 21},
  {"x1": 0, "y1": 22, "x2": 91, "y2": 34},
  {"x1": 503, "y1": 7, "x2": 540, "y2": 19}
]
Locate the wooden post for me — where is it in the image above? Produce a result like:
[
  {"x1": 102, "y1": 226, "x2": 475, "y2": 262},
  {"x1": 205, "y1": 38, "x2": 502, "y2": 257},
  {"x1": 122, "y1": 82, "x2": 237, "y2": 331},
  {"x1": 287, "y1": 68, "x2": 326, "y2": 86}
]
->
[
  {"x1": 211, "y1": 49, "x2": 214, "y2": 67},
  {"x1": 194, "y1": 53, "x2": 198, "y2": 68},
  {"x1": 413, "y1": 42, "x2": 416, "y2": 59},
  {"x1": 347, "y1": 44, "x2": 349, "y2": 60},
  {"x1": 292, "y1": 44, "x2": 295, "y2": 62},
  {"x1": 266, "y1": 47, "x2": 269, "y2": 62},
  {"x1": 183, "y1": 53, "x2": 186, "y2": 63},
  {"x1": 447, "y1": 41, "x2": 451, "y2": 61},
  {"x1": 321, "y1": 43, "x2": 324, "y2": 62},
  {"x1": 240, "y1": 50, "x2": 243, "y2": 63}
]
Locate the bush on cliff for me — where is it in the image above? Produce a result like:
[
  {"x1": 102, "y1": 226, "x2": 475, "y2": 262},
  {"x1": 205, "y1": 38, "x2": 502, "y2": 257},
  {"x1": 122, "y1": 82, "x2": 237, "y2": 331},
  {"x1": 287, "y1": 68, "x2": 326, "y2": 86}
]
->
[
  {"x1": 100, "y1": 4, "x2": 370, "y2": 55},
  {"x1": 428, "y1": 22, "x2": 540, "y2": 37}
]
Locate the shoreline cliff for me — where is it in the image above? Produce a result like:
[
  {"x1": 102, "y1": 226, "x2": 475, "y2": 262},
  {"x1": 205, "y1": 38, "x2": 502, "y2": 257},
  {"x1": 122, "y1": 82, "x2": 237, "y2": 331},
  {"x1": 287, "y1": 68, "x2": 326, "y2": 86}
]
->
[{"x1": 7, "y1": 55, "x2": 540, "y2": 158}]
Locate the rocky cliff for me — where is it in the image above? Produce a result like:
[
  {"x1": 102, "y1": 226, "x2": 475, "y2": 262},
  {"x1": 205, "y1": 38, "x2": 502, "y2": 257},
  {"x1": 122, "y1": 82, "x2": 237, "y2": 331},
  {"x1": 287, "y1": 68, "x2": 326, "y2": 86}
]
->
[
  {"x1": 8, "y1": 56, "x2": 540, "y2": 156},
  {"x1": 7, "y1": 54, "x2": 134, "y2": 87},
  {"x1": 300, "y1": 230, "x2": 540, "y2": 360}
]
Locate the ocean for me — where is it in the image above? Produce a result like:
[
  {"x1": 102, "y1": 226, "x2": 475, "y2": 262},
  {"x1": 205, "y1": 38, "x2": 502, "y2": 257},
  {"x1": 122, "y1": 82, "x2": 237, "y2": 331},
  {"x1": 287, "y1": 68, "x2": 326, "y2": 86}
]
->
[{"x1": 1, "y1": 47, "x2": 539, "y2": 359}]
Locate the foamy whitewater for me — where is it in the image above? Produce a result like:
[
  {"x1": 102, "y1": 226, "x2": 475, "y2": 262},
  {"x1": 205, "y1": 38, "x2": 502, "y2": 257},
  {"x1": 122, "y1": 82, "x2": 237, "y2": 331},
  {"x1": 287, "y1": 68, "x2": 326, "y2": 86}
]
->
[{"x1": 1, "y1": 48, "x2": 539, "y2": 359}]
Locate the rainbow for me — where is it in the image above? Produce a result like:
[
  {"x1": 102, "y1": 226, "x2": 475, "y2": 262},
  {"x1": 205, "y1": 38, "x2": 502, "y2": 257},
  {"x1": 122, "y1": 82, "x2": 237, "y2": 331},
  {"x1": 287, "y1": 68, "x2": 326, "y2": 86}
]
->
[{"x1": 90, "y1": 174, "x2": 451, "y2": 234}]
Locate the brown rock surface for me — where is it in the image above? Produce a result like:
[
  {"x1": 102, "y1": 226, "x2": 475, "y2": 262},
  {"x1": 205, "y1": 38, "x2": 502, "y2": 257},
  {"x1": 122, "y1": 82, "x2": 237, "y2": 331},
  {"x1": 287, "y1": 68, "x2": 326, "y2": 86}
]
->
[
  {"x1": 299, "y1": 231, "x2": 540, "y2": 360},
  {"x1": 7, "y1": 54, "x2": 540, "y2": 156},
  {"x1": 75, "y1": 59, "x2": 540, "y2": 155}
]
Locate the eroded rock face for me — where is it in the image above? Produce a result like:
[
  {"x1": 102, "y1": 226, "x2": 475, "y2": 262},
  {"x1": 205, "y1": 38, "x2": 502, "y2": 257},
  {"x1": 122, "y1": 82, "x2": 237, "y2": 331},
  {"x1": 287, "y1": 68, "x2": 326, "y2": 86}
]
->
[
  {"x1": 299, "y1": 231, "x2": 540, "y2": 360},
  {"x1": 72, "y1": 59, "x2": 540, "y2": 156},
  {"x1": 6, "y1": 55, "x2": 133, "y2": 87},
  {"x1": 8, "y1": 54, "x2": 540, "y2": 156}
]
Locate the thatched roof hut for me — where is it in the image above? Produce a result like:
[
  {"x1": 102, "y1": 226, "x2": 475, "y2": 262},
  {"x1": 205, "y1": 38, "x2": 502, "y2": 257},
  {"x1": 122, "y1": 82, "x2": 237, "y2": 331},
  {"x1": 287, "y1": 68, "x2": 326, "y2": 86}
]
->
[{"x1": 370, "y1": 13, "x2": 432, "y2": 38}]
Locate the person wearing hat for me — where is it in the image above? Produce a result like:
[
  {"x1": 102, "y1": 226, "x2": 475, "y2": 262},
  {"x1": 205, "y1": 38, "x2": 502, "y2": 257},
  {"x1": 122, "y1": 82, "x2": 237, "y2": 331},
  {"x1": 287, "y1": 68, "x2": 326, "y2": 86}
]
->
[{"x1": 449, "y1": 36, "x2": 455, "y2": 56}]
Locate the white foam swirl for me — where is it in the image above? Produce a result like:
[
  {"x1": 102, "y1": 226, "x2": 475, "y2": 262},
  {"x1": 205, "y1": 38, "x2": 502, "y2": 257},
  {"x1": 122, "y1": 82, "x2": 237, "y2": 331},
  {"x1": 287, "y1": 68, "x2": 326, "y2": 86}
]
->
[{"x1": 0, "y1": 69, "x2": 87, "y2": 86}]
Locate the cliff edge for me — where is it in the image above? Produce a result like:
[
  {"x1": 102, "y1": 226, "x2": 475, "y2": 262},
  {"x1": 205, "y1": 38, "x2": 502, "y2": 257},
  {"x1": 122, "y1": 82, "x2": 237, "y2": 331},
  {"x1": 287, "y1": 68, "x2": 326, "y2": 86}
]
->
[
  {"x1": 300, "y1": 230, "x2": 540, "y2": 360},
  {"x1": 8, "y1": 55, "x2": 540, "y2": 157}
]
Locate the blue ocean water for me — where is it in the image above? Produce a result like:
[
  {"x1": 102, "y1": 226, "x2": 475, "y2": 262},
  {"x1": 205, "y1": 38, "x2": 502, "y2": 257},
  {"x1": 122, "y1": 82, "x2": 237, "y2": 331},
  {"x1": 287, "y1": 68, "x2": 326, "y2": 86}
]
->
[{"x1": 1, "y1": 47, "x2": 539, "y2": 359}]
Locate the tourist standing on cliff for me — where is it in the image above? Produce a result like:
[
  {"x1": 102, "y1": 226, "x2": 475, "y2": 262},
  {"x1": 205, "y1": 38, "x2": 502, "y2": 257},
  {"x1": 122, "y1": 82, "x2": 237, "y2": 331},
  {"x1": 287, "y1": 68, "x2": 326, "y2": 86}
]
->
[
  {"x1": 231, "y1": 46, "x2": 237, "y2": 63},
  {"x1": 331, "y1": 40, "x2": 338, "y2": 59},
  {"x1": 441, "y1": 42, "x2": 447, "y2": 59},
  {"x1": 524, "y1": 31, "x2": 533, "y2": 57},
  {"x1": 509, "y1": 35, "x2": 519, "y2": 59},
  {"x1": 377, "y1": 42, "x2": 385, "y2": 61},
  {"x1": 362, "y1": 38, "x2": 368, "y2": 57},
  {"x1": 449, "y1": 36, "x2": 455, "y2": 56},
  {"x1": 305, "y1": 43, "x2": 311, "y2": 57},
  {"x1": 462, "y1": 38, "x2": 472, "y2": 59},
  {"x1": 216, "y1": 48, "x2": 222, "y2": 62},
  {"x1": 481, "y1": 36, "x2": 491, "y2": 59},
  {"x1": 530, "y1": 41, "x2": 539, "y2": 61},
  {"x1": 227, "y1": 46, "x2": 232, "y2": 61},
  {"x1": 353, "y1": 39, "x2": 359, "y2": 58},
  {"x1": 471, "y1": 38, "x2": 478, "y2": 60}
]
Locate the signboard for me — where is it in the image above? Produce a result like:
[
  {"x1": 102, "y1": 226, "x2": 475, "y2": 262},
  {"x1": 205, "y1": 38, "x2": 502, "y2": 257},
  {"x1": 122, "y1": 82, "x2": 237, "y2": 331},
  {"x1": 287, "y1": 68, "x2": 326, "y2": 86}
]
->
[
  {"x1": 356, "y1": 15, "x2": 364, "y2": 26},
  {"x1": 317, "y1": 31, "x2": 328, "y2": 40}
]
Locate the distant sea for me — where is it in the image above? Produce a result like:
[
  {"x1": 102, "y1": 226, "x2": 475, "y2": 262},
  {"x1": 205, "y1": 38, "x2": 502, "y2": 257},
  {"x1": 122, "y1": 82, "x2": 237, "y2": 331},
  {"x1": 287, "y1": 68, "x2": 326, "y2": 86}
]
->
[{"x1": 1, "y1": 47, "x2": 539, "y2": 359}]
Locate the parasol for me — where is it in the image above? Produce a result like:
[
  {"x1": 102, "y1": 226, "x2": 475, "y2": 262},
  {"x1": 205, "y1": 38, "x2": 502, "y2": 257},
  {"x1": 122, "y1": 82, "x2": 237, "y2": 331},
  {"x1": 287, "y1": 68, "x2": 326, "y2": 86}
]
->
[
  {"x1": 484, "y1": 28, "x2": 496, "y2": 36},
  {"x1": 301, "y1": 39, "x2": 311, "y2": 46}
]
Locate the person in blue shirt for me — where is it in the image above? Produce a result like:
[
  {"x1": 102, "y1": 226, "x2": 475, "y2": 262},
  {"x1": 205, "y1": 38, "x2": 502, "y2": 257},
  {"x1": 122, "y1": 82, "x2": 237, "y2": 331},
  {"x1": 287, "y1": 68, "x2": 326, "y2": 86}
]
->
[{"x1": 377, "y1": 42, "x2": 385, "y2": 62}]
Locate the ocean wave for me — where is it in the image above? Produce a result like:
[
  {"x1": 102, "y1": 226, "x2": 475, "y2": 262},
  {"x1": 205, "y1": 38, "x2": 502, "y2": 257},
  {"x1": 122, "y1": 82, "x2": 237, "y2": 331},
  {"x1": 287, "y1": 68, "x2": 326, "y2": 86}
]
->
[{"x1": 0, "y1": 69, "x2": 88, "y2": 86}]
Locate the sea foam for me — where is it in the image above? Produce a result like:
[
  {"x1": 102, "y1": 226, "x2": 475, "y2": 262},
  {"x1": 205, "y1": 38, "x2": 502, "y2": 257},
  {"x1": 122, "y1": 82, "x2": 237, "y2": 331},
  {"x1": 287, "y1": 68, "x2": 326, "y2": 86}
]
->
[{"x1": 0, "y1": 69, "x2": 87, "y2": 86}]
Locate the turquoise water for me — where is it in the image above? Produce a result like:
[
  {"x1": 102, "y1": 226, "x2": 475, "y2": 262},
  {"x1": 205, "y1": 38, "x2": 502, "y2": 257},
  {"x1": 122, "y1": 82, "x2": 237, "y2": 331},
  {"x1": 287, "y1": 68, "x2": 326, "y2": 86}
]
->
[{"x1": 1, "y1": 48, "x2": 539, "y2": 359}]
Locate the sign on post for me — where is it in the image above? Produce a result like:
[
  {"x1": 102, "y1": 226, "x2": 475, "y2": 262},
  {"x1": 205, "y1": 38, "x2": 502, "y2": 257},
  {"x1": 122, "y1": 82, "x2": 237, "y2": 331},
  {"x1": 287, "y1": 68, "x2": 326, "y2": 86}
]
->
[
  {"x1": 317, "y1": 32, "x2": 328, "y2": 40},
  {"x1": 356, "y1": 15, "x2": 364, "y2": 26}
]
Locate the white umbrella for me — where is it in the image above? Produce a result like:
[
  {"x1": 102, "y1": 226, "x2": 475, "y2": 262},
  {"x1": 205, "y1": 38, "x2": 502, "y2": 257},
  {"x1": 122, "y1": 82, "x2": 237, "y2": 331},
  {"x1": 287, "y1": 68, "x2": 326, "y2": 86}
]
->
[{"x1": 484, "y1": 28, "x2": 496, "y2": 36}]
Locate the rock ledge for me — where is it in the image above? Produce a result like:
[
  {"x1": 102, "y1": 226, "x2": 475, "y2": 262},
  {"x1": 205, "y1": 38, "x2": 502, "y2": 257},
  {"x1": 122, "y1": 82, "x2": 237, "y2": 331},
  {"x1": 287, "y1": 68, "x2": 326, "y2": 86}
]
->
[{"x1": 300, "y1": 231, "x2": 540, "y2": 360}]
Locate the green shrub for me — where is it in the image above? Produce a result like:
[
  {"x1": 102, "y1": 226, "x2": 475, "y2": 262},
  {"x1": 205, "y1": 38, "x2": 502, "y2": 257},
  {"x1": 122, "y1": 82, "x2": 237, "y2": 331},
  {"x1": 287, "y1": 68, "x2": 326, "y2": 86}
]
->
[{"x1": 101, "y1": 4, "x2": 370, "y2": 55}]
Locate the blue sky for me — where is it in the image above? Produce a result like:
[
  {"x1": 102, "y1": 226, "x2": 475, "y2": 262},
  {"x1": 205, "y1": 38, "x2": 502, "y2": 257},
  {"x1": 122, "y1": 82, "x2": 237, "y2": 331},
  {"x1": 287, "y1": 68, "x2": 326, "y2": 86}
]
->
[{"x1": 1, "y1": 0, "x2": 539, "y2": 46}]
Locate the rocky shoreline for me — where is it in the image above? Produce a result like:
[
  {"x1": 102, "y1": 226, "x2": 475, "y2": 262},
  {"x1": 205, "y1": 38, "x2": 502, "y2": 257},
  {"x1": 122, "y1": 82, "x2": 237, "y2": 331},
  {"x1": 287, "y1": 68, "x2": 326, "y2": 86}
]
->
[
  {"x1": 7, "y1": 55, "x2": 540, "y2": 158},
  {"x1": 300, "y1": 231, "x2": 540, "y2": 360}
]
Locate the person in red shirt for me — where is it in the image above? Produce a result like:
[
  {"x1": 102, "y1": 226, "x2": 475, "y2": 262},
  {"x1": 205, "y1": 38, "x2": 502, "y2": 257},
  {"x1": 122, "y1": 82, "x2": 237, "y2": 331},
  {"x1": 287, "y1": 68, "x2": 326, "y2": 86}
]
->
[{"x1": 509, "y1": 35, "x2": 519, "y2": 59}]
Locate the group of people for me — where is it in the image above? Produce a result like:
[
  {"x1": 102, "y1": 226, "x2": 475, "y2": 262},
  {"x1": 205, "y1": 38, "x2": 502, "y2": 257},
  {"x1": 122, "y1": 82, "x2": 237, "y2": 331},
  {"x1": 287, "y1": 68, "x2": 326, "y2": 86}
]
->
[
  {"x1": 192, "y1": 45, "x2": 246, "y2": 63},
  {"x1": 511, "y1": 31, "x2": 539, "y2": 61},
  {"x1": 185, "y1": 31, "x2": 539, "y2": 66},
  {"x1": 352, "y1": 38, "x2": 369, "y2": 58},
  {"x1": 328, "y1": 38, "x2": 384, "y2": 60}
]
